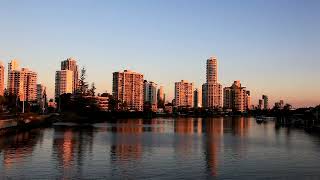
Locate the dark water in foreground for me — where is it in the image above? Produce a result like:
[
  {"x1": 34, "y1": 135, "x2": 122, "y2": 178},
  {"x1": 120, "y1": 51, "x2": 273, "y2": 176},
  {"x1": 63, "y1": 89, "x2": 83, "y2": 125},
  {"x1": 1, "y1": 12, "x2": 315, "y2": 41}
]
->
[{"x1": 1, "y1": 117, "x2": 320, "y2": 179}]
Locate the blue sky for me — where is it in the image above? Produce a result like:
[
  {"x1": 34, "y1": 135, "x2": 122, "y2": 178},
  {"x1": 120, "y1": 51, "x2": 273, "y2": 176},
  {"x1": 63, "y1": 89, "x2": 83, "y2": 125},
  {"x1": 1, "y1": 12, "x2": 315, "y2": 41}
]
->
[{"x1": 0, "y1": 0, "x2": 319, "y2": 107}]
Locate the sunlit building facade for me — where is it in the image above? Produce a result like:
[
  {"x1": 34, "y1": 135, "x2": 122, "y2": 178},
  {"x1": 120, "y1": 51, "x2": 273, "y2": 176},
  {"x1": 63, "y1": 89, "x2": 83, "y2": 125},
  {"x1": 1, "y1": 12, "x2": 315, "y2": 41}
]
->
[
  {"x1": 0, "y1": 62, "x2": 4, "y2": 96},
  {"x1": 61, "y1": 58, "x2": 79, "y2": 93},
  {"x1": 113, "y1": 70, "x2": 144, "y2": 111},
  {"x1": 202, "y1": 57, "x2": 222, "y2": 109},
  {"x1": 55, "y1": 70, "x2": 74, "y2": 98},
  {"x1": 8, "y1": 68, "x2": 38, "y2": 101},
  {"x1": 7, "y1": 59, "x2": 19, "y2": 93},
  {"x1": 157, "y1": 86, "x2": 165, "y2": 103},
  {"x1": 223, "y1": 81, "x2": 249, "y2": 112},
  {"x1": 174, "y1": 80, "x2": 194, "y2": 108}
]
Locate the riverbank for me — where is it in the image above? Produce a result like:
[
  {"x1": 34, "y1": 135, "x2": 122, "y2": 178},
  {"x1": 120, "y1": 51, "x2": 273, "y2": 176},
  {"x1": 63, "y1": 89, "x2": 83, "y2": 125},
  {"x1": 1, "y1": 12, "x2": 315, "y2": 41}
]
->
[{"x1": 0, "y1": 113, "x2": 58, "y2": 136}]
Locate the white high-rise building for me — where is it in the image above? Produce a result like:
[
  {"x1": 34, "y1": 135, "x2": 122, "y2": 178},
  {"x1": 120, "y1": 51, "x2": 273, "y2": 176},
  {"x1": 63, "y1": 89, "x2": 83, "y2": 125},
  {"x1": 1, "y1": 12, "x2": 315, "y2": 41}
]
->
[
  {"x1": 55, "y1": 70, "x2": 74, "y2": 98},
  {"x1": 202, "y1": 56, "x2": 222, "y2": 109},
  {"x1": 175, "y1": 80, "x2": 194, "y2": 108}
]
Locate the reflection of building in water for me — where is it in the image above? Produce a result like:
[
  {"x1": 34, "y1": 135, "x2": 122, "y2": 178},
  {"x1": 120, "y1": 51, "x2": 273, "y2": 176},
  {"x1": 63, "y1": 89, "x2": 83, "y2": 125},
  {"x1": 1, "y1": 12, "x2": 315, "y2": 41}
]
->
[
  {"x1": 204, "y1": 118, "x2": 223, "y2": 176},
  {"x1": 231, "y1": 117, "x2": 250, "y2": 136},
  {"x1": 175, "y1": 119, "x2": 195, "y2": 134},
  {"x1": 173, "y1": 118, "x2": 203, "y2": 160},
  {"x1": 111, "y1": 119, "x2": 144, "y2": 134},
  {"x1": 110, "y1": 119, "x2": 144, "y2": 162},
  {"x1": 0, "y1": 129, "x2": 44, "y2": 169},
  {"x1": 174, "y1": 118, "x2": 202, "y2": 134},
  {"x1": 52, "y1": 127, "x2": 94, "y2": 178}
]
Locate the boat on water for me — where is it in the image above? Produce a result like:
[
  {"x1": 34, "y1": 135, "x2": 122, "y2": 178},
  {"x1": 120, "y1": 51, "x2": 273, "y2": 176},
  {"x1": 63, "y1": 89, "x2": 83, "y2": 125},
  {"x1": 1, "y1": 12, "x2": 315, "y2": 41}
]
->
[{"x1": 256, "y1": 116, "x2": 276, "y2": 123}]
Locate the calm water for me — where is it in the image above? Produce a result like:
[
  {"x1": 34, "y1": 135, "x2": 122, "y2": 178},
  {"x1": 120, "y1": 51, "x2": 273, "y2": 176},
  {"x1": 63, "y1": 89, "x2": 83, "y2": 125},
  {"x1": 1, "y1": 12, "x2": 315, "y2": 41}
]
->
[{"x1": 1, "y1": 117, "x2": 320, "y2": 179}]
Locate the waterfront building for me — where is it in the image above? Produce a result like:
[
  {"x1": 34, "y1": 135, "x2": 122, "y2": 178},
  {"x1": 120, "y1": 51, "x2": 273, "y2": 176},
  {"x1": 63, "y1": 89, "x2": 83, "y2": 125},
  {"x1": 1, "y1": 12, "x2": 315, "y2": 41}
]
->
[
  {"x1": 83, "y1": 95, "x2": 109, "y2": 111},
  {"x1": 112, "y1": 70, "x2": 144, "y2": 111},
  {"x1": 223, "y1": 81, "x2": 249, "y2": 112},
  {"x1": 202, "y1": 56, "x2": 223, "y2": 109},
  {"x1": 8, "y1": 67, "x2": 38, "y2": 101},
  {"x1": 37, "y1": 84, "x2": 47, "y2": 108},
  {"x1": 274, "y1": 100, "x2": 285, "y2": 109},
  {"x1": 246, "y1": 91, "x2": 251, "y2": 110},
  {"x1": 174, "y1": 80, "x2": 194, "y2": 108},
  {"x1": 194, "y1": 88, "x2": 201, "y2": 108},
  {"x1": 7, "y1": 59, "x2": 19, "y2": 92},
  {"x1": 144, "y1": 80, "x2": 158, "y2": 112},
  {"x1": 0, "y1": 62, "x2": 4, "y2": 96},
  {"x1": 262, "y1": 95, "x2": 269, "y2": 110},
  {"x1": 55, "y1": 70, "x2": 74, "y2": 98},
  {"x1": 258, "y1": 99, "x2": 263, "y2": 110},
  {"x1": 164, "y1": 103, "x2": 174, "y2": 114},
  {"x1": 144, "y1": 81, "x2": 157, "y2": 105},
  {"x1": 157, "y1": 86, "x2": 165, "y2": 103},
  {"x1": 61, "y1": 58, "x2": 79, "y2": 93}
]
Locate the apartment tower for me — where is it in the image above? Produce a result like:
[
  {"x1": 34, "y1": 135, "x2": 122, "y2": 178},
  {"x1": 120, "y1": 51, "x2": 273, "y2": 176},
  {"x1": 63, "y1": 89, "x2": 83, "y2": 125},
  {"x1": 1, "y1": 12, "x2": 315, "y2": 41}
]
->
[
  {"x1": 223, "y1": 81, "x2": 250, "y2": 112},
  {"x1": 112, "y1": 70, "x2": 144, "y2": 111},
  {"x1": 55, "y1": 70, "x2": 74, "y2": 98},
  {"x1": 0, "y1": 62, "x2": 4, "y2": 96},
  {"x1": 175, "y1": 80, "x2": 194, "y2": 108},
  {"x1": 61, "y1": 58, "x2": 79, "y2": 93},
  {"x1": 144, "y1": 80, "x2": 157, "y2": 105},
  {"x1": 202, "y1": 56, "x2": 222, "y2": 109},
  {"x1": 8, "y1": 67, "x2": 38, "y2": 101}
]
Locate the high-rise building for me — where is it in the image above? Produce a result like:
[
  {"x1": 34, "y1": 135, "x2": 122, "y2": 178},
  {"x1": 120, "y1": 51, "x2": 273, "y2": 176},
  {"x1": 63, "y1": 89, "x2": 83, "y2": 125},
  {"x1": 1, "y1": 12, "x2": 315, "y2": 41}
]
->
[
  {"x1": 246, "y1": 91, "x2": 251, "y2": 110},
  {"x1": 144, "y1": 80, "x2": 157, "y2": 106},
  {"x1": 207, "y1": 57, "x2": 218, "y2": 84},
  {"x1": 55, "y1": 70, "x2": 74, "y2": 98},
  {"x1": 223, "y1": 81, "x2": 249, "y2": 112},
  {"x1": 0, "y1": 62, "x2": 4, "y2": 96},
  {"x1": 37, "y1": 84, "x2": 47, "y2": 109},
  {"x1": 262, "y1": 95, "x2": 269, "y2": 110},
  {"x1": 7, "y1": 59, "x2": 19, "y2": 91},
  {"x1": 174, "y1": 80, "x2": 194, "y2": 108},
  {"x1": 61, "y1": 58, "x2": 79, "y2": 93},
  {"x1": 113, "y1": 70, "x2": 144, "y2": 111},
  {"x1": 194, "y1": 88, "x2": 201, "y2": 108},
  {"x1": 157, "y1": 86, "x2": 165, "y2": 103},
  {"x1": 258, "y1": 99, "x2": 263, "y2": 110},
  {"x1": 202, "y1": 56, "x2": 222, "y2": 109},
  {"x1": 8, "y1": 68, "x2": 38, "y2": 101}
]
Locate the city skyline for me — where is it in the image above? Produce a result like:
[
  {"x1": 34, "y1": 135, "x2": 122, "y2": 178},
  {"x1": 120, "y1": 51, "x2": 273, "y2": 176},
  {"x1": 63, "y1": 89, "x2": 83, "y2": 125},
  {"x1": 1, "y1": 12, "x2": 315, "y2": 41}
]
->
[{"x1": 0, "y1": 0, "x2": 320, "y2": 107}]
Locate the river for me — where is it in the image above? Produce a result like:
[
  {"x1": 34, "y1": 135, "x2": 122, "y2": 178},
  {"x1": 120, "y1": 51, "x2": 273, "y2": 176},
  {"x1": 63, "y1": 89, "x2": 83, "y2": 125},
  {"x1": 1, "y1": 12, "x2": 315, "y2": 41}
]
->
[{"x1": 1, "y1": 117, "x2": 320, "y2": 179}]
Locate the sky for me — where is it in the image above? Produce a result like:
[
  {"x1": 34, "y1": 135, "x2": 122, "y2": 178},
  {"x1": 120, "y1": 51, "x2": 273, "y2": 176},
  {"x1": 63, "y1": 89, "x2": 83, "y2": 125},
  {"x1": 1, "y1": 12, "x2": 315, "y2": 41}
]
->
[{"x1": 0, "y1": 0, "x2": 319, "y2": 108}]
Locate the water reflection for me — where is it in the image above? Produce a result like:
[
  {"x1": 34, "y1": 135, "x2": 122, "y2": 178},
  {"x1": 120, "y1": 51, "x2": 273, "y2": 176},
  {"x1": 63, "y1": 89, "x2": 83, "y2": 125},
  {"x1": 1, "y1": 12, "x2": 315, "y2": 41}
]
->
[
  {"x1": 203, "y1": 117, "x2": 223, "y2": 176},
  {"x1": 0, "y1": 129, "x2": 44, "y2": 169},
  {"x1": 1, "y1": 118, "x2": 320, "y2": 179},
  {"x1": 110, "y1": 120, "x2": 143, "y2": 161},
  {"x1": 52, "y1": 126, "x2": 94, "y2": 179}
]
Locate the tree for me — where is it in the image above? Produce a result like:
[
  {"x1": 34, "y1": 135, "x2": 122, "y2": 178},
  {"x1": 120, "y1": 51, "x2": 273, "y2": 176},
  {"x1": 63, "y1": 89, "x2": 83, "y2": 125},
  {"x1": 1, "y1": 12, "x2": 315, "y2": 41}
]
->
[
  {"x1": 77, "y1": 67, "x2": 89, "y2": 96},
  {"x1": 89, "y1": 83, "x2": 96, "y2": 96}
]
